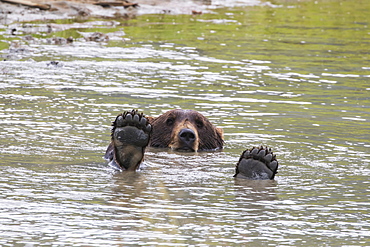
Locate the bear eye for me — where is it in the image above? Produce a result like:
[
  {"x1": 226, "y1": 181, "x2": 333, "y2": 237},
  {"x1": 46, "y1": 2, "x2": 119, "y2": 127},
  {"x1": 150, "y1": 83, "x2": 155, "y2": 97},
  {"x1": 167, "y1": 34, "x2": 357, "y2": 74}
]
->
[
  {"x1": 195, "y1": 119, "x2": 204, "y2": 128},
  {"x1": 166, "y1": 118, "x2": 174, "y2": 126}
]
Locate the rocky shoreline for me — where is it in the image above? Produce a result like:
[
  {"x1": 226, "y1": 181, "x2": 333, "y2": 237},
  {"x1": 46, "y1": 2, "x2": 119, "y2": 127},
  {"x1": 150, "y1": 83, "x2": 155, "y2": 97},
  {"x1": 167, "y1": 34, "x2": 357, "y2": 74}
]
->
[{"x1": 0, "y1": 0, "x2": 264, "y2": 25}]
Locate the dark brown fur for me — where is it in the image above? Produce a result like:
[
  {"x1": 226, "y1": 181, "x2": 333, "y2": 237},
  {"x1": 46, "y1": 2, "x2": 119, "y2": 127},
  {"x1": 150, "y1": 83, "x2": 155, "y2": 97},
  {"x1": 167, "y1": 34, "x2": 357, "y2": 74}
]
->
[
  {"x1": 105, "y1": 109, "x2": 278, "y2": 179},
  {"x1": 148, "y1": 109, "x2": 224, "y2": 151}
]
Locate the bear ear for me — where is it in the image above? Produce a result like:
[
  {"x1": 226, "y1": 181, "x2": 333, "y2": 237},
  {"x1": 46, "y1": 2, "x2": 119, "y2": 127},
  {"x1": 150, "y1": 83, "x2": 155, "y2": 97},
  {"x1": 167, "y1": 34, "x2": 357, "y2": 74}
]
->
[
  {"x1": 216, "y1": 127, "x2": 224, "y2": 140},
  {"x1": 146, "y1": 116, "x2": 155, "y2": 124}
]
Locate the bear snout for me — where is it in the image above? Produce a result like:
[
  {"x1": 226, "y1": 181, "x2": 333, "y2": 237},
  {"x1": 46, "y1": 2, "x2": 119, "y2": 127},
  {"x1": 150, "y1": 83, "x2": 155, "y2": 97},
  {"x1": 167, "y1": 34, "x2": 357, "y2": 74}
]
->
[
  {"x1": 172, "y1": 127, "x2": 199, "y2": 152},
  {"x1": 179, "y1": 128, "x2": 196, "y2": 144}
]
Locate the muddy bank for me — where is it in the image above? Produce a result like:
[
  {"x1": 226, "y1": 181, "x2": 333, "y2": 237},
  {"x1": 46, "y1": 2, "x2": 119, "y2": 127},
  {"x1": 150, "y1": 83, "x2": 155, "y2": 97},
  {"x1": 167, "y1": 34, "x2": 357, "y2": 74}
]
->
[{"x1": 0, "y1": 0, "x2": 263, "y2": 24}]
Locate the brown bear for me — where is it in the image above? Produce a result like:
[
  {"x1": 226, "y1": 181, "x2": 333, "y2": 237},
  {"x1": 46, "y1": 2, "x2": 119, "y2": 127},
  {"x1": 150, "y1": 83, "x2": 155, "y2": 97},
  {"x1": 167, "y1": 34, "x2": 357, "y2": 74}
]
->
[
  {"x1": 104, "y1": 109, "x2": 278, "y2": 179},
  {"x1": 148, "y1": 109, "x2": 224, "y2": 152}
]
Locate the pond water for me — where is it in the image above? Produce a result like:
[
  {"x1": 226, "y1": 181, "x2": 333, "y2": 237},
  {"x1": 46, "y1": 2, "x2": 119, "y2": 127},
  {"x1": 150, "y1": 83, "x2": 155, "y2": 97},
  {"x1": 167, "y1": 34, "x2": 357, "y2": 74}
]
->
[{"x1": 0, "y1": 0, "x2": 369, "y2": 246}]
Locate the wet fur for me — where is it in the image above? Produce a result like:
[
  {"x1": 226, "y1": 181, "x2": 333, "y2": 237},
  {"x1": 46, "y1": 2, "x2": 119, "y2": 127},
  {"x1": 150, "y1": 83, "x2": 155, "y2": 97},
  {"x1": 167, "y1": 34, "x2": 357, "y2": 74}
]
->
[
  {"x1": 105, "y1": 109, "x2": 278, "y2": 180},
  {"x1": 105, "y1": 110, "x2": 151, "y2": 170},
  {"x1": 148, "y1": 109, "x2": 224, "y2": 151}
]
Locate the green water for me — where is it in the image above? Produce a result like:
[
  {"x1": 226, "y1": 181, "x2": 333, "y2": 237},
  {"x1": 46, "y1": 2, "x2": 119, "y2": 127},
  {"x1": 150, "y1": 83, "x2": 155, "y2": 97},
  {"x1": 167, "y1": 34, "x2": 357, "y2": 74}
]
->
[{"x1": 0, "y1": 0, "x2": 369, "y2": 246}]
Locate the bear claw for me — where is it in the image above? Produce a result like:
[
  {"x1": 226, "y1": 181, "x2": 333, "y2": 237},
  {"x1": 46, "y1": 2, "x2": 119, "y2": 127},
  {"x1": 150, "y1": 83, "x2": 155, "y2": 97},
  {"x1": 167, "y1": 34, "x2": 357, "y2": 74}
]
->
[
  {"x1": 235, "y1": 146, "x2": 279, "y2": 180},
  {"x1": 112, "y1": 110, "x2": 151, "y2": 132},
  {"x1": 108, "y1": 110, "x2": 152, "y2": 171}
]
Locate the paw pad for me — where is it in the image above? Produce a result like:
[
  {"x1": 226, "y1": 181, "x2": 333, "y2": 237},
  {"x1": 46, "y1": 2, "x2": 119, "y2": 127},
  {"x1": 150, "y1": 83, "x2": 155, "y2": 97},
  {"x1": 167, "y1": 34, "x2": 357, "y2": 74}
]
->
[
  {"x1": 109, "y1": 110, "x2": 152, "y2": 170},
  {"x1": 235, "y1": 146, "x2": 279, "y2": 180},
  {"x1": 112, "y1": 109, "x2": 152, "y2": 134}
]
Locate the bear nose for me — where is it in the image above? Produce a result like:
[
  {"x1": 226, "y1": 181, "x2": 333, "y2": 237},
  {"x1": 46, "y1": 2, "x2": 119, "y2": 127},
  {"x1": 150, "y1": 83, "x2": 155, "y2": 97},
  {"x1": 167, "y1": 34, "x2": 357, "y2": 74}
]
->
[{"x1": 179, "y1": 128, "x2": 196, "y2": 144}]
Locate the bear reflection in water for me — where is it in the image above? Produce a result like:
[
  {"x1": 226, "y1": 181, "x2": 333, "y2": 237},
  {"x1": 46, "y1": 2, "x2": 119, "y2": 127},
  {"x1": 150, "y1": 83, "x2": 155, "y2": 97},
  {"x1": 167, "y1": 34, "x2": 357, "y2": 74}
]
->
[{"x1": 104, "y1": 109, "x2": 279, "y2": 180}]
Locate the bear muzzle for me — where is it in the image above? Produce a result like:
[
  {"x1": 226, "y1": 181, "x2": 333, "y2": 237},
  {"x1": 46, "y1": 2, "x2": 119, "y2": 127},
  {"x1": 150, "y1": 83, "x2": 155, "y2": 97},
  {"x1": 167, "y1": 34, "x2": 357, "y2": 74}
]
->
[{"x1": 170, "y1": 127, "x2": 200, "y2": 152}]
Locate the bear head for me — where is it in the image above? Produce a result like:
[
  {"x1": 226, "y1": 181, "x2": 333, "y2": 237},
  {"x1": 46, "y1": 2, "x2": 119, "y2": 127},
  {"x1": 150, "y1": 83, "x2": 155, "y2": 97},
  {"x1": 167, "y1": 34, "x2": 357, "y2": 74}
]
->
[{"x1": 148, "y1": 109, "x2": 224, "y2": 152}]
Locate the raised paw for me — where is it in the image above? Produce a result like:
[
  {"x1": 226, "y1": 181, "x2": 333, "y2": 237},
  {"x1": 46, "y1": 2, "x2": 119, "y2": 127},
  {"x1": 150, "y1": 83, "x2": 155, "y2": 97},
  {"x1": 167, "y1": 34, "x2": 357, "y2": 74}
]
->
[
  {"x1": 107, "y1": 110, "x2": 152, "y2": 171},
  {"x1": 112, "y1": 110, "x2": 152, "y2": 148},
  {"x1": 234, "y1": 146, "x2": 278, "y2": 180}
]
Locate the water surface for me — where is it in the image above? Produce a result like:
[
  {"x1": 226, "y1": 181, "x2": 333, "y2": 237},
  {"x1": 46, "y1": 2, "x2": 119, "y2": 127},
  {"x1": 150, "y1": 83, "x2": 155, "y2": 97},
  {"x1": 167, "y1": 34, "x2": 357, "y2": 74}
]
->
[{"x1": 0, "y1": 0, "x2": 369, "y2": 245}]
